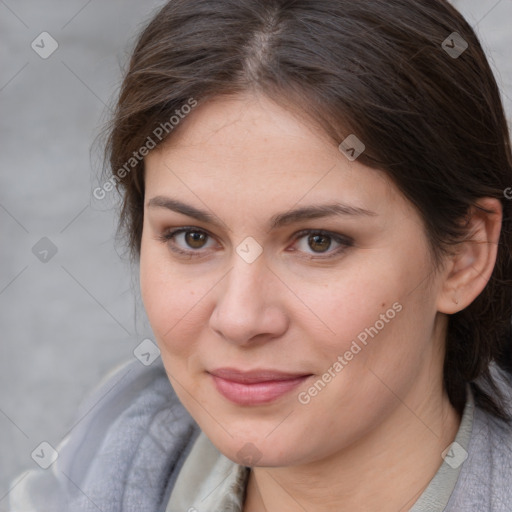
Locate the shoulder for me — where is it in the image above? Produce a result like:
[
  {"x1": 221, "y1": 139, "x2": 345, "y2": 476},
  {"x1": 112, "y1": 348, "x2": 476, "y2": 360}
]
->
[
  {"x1": 446, "y1": 370, "x2": 512, "y2": 512},
  {"x1": 8, "y1": 357, "x2": 201, "y2": 512}
]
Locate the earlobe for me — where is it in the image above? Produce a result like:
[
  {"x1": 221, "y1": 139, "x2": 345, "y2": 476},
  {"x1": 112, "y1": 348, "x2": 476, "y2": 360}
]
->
[{"x1": 437, "y1": 197, "x2": 502, "y2": 314}]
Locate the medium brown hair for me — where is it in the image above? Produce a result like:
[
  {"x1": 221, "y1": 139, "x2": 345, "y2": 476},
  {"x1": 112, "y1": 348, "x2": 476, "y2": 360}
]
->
[{"x1": 104, "y1": 0, "x2": 512, "y2": 420}]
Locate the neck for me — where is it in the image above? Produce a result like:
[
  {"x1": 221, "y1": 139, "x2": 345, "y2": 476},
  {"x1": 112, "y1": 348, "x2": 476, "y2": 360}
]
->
[{"x1": 243, "y1": 385, "x2": 461, "y2": 512}]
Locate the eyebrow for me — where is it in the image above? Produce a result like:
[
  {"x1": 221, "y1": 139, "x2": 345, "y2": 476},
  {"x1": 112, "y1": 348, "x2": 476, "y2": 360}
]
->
[{"x1": 147, "y1": 196, "x2": 377, "y2": 230}]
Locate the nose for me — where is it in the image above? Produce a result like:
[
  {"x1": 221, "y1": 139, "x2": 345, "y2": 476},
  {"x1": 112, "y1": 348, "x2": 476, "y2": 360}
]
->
[{"x1": 208, "y1": 254, "x2": 289, "y2": 346}]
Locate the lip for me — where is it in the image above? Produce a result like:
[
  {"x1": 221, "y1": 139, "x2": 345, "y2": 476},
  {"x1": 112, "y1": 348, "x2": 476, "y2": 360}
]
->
[{"x1": 208, "y1": 367, "x2": 313, "y2": 405}]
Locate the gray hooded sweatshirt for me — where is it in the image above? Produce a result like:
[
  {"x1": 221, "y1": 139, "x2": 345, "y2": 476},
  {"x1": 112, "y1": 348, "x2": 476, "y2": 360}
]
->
[{"x1": 7, "y1": 358, "x2": 512, "y2": 511}]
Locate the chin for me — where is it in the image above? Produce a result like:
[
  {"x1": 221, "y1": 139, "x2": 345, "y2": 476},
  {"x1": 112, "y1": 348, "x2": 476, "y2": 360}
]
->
[{"x1": 203, "y1": 423, "x2": 298, "y2": 467}]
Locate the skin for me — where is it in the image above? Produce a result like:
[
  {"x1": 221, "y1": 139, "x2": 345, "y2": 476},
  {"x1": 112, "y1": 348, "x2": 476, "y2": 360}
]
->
[{"x1": 139, "y1": 92, "x2": 501, "y2": 511}]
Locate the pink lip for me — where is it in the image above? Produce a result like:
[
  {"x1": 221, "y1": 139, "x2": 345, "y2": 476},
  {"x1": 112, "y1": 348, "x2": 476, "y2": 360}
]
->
[{"x1": 208, "y1": 367, "x2": 313, "y2": 405}]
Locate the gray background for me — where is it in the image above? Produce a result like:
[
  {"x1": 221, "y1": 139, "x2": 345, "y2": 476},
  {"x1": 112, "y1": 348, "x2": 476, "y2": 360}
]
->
[{"x1": 1, "y1": 0, "x2": 511, "y2": 505}]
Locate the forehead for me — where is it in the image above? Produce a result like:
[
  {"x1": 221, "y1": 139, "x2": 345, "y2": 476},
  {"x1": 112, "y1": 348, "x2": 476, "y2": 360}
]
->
[{"x1": 143, "y1": 93, "x2": 401, "y2": 220}]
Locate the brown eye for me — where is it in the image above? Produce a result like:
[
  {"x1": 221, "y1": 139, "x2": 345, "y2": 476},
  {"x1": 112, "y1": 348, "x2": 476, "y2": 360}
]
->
[
  {"x1": 185, "y1": 231, "x2": 208, "y2": 249},
  {"x1": 158, "y1": 227, "x2": 216, "y2": 257},
  {"x1": 308, "y1": 233, "x2": 332, "y2": 252},
  {"x1": 291, "y1": 229, "x2": 353, "y2": 259}
]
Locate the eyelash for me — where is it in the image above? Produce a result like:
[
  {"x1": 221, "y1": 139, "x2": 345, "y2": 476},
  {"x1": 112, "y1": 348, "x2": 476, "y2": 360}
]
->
[{"x1": 156, "y1": 226, "x2": 353, "y2": 260}]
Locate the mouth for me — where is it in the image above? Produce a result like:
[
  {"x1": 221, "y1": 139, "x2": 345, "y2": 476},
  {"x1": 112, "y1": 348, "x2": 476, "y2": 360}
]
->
[{"x1": 207, "y1": 367, "x2": 314, "y2": 405}]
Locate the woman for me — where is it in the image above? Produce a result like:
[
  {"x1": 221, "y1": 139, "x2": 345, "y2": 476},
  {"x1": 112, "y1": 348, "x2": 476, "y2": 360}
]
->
[{"x1": 10, "y1": 0, "x2": 512, "y2": 510}]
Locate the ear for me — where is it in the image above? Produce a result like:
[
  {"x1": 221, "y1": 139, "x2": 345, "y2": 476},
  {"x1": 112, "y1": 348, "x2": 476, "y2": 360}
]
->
[{"x1": 437, "y1": 197, "x2": 502, "y2": 314}]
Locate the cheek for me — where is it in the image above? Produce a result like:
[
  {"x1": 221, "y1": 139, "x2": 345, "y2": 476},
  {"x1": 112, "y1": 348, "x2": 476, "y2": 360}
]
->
[
  {"x1": 302, "y1": 254, "x2": 432, "y2": 371},
  {"x1": 298, "y1": 267, "x2": 401, "y2": 350},
  {"x1": 139, "y1": 242, "x2": 206, "y2": 355}
]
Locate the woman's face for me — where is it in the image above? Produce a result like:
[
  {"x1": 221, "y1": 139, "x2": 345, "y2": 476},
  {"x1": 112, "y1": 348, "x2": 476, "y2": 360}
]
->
[{"x1": 140, "y1": 93, "x2": 449, "y2": 467}]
